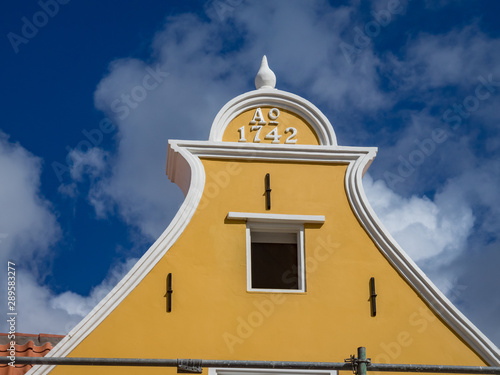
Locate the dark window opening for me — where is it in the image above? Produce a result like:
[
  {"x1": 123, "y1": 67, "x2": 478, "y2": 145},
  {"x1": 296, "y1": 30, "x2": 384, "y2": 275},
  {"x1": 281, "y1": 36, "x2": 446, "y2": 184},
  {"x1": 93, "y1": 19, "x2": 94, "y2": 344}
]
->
[{"x1": 250, "y1": 231, "x2": 300, "y2": 290}]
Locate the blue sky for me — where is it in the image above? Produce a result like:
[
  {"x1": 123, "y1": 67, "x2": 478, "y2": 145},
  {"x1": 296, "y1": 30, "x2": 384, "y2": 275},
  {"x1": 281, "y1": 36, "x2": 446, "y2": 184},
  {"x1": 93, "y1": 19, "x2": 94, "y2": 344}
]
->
[{"x1": 1, "y1": 0, "x2": 500, "y2": 351}]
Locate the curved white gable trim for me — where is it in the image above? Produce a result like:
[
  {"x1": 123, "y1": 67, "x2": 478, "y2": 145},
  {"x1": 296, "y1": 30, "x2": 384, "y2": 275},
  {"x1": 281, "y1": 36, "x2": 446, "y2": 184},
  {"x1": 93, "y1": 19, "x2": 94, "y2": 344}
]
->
[
  {"x1": 208, "y1": 88, "x2": 337, "y2": 146},
  {"x1": 29, "y1": 141, "x2": 206, "y2": 375},
  {"x1": 30, "y1": 141, "x2": 499, "y2": 374},
  {"x1": 345, "y1": 153, "x2": 500, "y2": 366}
]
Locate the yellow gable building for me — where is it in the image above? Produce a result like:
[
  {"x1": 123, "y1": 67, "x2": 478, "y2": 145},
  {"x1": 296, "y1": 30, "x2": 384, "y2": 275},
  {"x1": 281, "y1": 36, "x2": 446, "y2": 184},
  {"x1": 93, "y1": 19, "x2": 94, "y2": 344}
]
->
[{"x1": 29, "y1": 57, "x2": 500, "y2": 374}]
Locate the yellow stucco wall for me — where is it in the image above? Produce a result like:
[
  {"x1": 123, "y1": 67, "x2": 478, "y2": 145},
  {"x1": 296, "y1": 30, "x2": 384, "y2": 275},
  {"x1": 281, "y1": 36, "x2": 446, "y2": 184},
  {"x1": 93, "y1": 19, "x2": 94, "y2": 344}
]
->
[
  {"x1": 222, "y1": 107, "x2": 320, "y2": 145},
  {"x1": 51, "y1": 158, "x2": 487, "y2": 375}
]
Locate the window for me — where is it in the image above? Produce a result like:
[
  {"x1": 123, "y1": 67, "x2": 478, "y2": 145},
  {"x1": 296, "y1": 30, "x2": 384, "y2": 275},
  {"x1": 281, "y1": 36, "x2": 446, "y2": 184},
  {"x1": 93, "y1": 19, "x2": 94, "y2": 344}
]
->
[
  {"x1": 226, "y1": 212, "x2": 325, "y2": 294},
  {"x1": 248, "y1": 223, "x2": 304, "y2": 292}
]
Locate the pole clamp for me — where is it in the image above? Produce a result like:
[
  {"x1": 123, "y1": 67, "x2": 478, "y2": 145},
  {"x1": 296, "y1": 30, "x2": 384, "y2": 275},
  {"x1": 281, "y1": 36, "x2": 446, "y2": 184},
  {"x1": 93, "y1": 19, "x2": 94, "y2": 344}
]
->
[
  {"x1": 344, "y1": 355, "x2": 371, "y2": 375},
  {"x1": 177, "y1": 359, "x2": 203, "y2": 373}
]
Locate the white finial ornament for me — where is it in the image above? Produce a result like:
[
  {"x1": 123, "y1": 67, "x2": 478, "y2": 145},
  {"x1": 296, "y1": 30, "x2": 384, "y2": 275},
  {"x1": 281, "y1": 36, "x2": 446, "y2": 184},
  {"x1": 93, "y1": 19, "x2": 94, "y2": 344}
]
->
[{"x1": 255, "y1": 55, "x2": 276, "y2": 90}]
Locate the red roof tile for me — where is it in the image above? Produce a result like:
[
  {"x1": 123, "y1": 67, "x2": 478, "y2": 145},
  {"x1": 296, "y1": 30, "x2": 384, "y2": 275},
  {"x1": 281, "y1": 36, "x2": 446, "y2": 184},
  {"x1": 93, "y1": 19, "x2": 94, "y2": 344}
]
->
[{"x1": 0, "y1": 334, "x2": 65, "y2": 375}]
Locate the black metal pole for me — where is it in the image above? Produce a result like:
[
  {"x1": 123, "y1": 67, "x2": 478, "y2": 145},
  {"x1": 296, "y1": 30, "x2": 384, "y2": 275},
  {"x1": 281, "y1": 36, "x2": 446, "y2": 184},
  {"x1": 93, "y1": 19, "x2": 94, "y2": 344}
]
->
[
  {"x1": 0, "y1": 357, "x2": 353, "y2": 370},
  {"x1": 368, "y1": 364, "x2": 500, "y2": 374},
  {"x1": 0, "y1": 357, "x2": 499, "y2": 374}
]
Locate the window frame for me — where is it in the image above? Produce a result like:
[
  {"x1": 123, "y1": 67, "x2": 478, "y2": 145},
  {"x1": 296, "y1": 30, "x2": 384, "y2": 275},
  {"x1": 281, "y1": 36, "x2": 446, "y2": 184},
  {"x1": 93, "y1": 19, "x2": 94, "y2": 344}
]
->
[
  {"x1": 246, "y1": 221, "x2": 305, "y2": 293},
  {"x1": 226, "y1": 212, "x2": 325, "y2": 294}
]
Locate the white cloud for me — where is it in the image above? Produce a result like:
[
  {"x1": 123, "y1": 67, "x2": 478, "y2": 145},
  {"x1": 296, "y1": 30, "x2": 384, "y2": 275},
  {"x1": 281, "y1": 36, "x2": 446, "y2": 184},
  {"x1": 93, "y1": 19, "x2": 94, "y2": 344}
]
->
[
  {"x1": 364, "y1": 174, "x2": 474, "y2": 263},
  {"x1": 15, "y1": 272, "x2": 82, "y2": 334},
  {"x1": 50, "y1": 258, "x2": 138, "y2": 321},
  {"x1": 386, "y1": 25, "x2": 500, "y2": 94},
  {"x1": 0, "y1": 132, "x2": 62, "y2": 332},
  {"x1": 0, "y1": 131, "x2": 136, "y2": 334},
  {"x1": 0, "y1": 132, "x2": 60, "y2": 270},
  {"x1": 16, "y1": 258, "x2": 137, "y2": 334},
  {"x1": 69, "y1": 148, "x2": 109, "y2": 182},
  {"x1": 57, "y1": 182, "x2": 78, "y2": 198},
  {"x1": 74, "y1": 1, "x2": 394, "y2": 241},
  {"x1": 440, "y1": 160, "x2": 500, "y2": 235}
]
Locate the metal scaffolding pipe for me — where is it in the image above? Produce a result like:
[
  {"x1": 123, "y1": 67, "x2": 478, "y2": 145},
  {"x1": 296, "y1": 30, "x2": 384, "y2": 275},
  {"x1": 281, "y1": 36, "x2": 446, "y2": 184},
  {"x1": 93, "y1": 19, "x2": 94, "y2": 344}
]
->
[
  {"x1": 1, "y1": 356, "x2": 499, "y2": 374},
  {"x1": 358, "y1": 346, "x2": 368, "y2": 375},
  {"x1": 368, "y1": 364, "x2": 500, "y2": 374},
  {"x1": 0, "y1": 357, "x2": 352, "y2": 370}
]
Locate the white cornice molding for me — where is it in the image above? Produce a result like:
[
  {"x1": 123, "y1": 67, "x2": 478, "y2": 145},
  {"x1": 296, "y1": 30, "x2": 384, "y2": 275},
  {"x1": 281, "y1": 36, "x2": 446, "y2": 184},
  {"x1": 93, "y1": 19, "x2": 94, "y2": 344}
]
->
[
  {"x1": 167, "y1": 140, "x2": 375, "y2": 164},
  {"x1": 208, "y1": 89, "x2": 337, "y2": 146}
]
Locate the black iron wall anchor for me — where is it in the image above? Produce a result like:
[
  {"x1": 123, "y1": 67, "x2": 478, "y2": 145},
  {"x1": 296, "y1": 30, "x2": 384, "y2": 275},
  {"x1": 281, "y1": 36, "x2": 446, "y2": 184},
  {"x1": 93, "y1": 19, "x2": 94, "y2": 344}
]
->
[
  {"x1": 369, "y1": 277, "x2": 377, "y2": 317},
  {"x1": 165, "y1": 273, "x2": 173, "y2": 313},
  {"x1": 265, "y1": 173, "x2": 271, "y2": 210}
]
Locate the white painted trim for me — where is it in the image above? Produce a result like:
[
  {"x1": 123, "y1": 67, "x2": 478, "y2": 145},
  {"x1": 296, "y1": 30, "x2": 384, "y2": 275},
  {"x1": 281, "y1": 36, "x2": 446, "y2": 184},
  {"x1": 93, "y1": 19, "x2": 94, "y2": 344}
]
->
[
  {"x1": 209, "y1": 368, "x2": 336, "y2": 375},
  {"x1": 28, "y1": 141, "x2": 207, "y2": 375},
  {"x1": 209, "y1": 88, "x2": 337, "y2": 146},
  {"x1": 245, "y1": 221, "x2": 306, "y2": 293},
  {"x1": 227, "y1": 212, "x2": 325, "y2": 224},
  {"x1": 344, "y1": 150, "x2": 500, "y2": 365},
  {"x1": 167, "y1": 140, "x2": 377, "y2": 164},
  {"x1": 245, "y1": 225, "x2": 252, "y2": 291}
]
